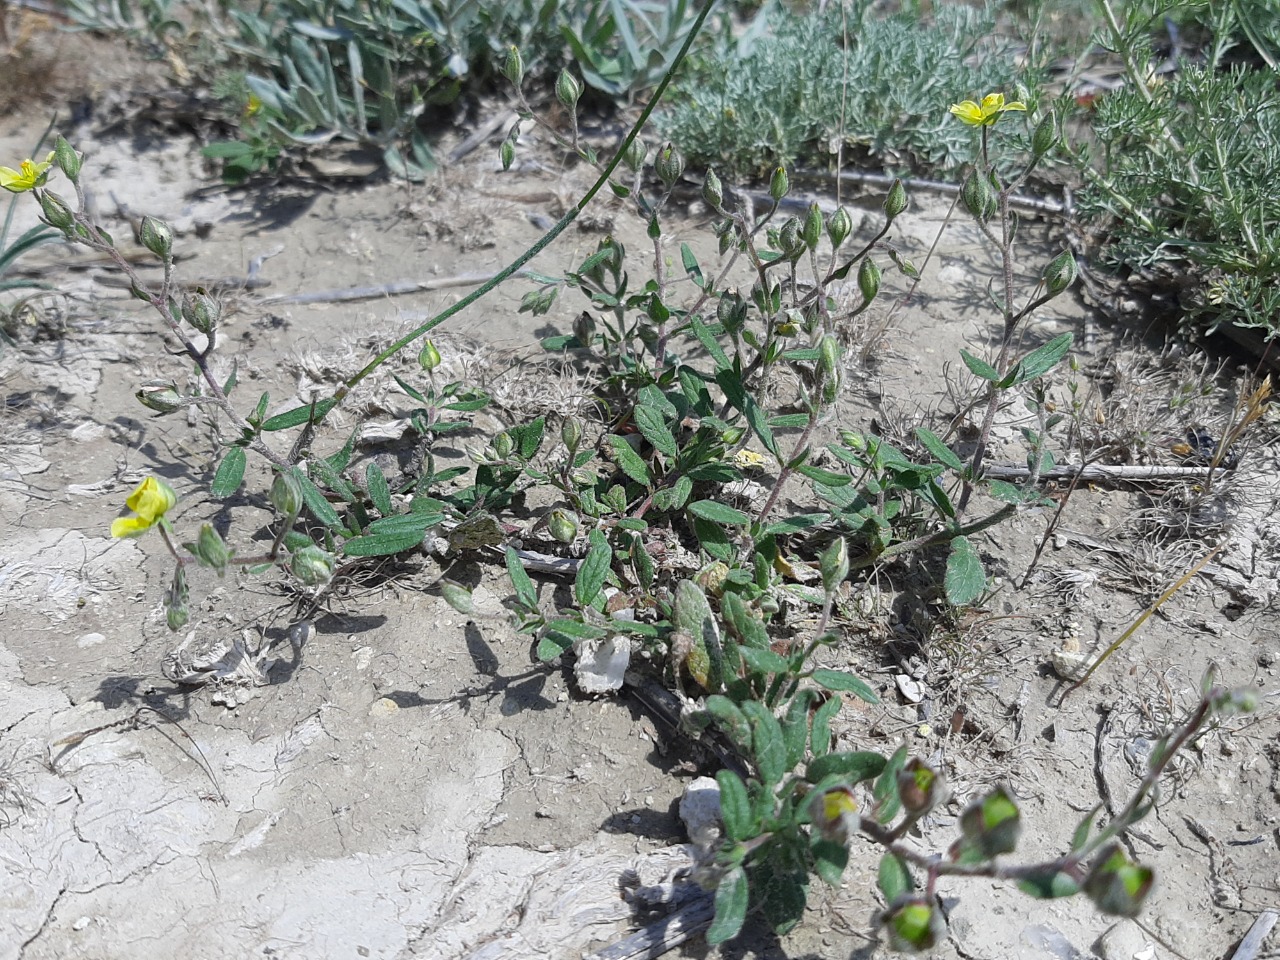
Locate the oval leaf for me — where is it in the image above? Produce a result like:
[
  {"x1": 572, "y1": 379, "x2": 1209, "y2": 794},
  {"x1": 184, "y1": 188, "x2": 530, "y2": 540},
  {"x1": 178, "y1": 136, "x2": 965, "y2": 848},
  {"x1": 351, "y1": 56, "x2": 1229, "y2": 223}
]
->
[
  {"x1": 211, "y1": 447, "x2": 246, "y2": 498},
  {"x1": 707, "y1": 866, "x2": 748, "y2": 945},
  {"x1": 811, "y1": 668, "x2": 879, "y2": 704},
  {"x1": 945, "y1": 535, "x2": 986, "y2": 606},
  {"x1": 688, "y1": 500, "x2": 750, "y2": 525}
]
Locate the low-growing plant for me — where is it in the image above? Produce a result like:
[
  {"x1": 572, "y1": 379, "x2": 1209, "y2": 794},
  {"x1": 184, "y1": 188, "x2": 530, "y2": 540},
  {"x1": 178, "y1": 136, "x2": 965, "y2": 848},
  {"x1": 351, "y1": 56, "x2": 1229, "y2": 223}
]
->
[
  {"x1": 9, "y1": 8, "x2": 1254, "y2": 947},
  {"x1": 0, "y1": 124, "x2": 62, "y2": 340}
]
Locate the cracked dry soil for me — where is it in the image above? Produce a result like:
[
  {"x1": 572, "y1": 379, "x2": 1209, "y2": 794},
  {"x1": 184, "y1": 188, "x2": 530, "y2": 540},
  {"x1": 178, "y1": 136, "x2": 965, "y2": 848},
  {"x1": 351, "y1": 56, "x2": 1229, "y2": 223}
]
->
[{"x1": 2, "y1": 25, "x2": 1280, "y2": 960}]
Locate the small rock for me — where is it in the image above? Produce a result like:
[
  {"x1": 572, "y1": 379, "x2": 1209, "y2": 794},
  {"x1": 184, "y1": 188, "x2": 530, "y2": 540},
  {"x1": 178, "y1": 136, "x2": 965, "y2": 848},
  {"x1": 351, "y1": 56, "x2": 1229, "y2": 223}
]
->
[
  {"x1": 72, "y1": 917, "x2": 91, "y2": 932},
  {"x1": 679, "y1": 777, "x2": 722, "y2": 842},
  {"x1": 76, "y1": 632, "x2": 106, "y2": 648},
  {"x1": 369, "y1": 697, "x2": 399, "y2": 717},
  {"x1": 895, "y1": 674, "x2": 925, "y2": 704}
]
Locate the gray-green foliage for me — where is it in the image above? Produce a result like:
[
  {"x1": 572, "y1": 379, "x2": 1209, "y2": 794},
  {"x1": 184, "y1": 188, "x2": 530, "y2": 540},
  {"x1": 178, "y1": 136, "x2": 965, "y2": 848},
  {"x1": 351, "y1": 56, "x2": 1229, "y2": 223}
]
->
[{"x1": 658, "y1": 3, "x2": 1046, "y2": 178}]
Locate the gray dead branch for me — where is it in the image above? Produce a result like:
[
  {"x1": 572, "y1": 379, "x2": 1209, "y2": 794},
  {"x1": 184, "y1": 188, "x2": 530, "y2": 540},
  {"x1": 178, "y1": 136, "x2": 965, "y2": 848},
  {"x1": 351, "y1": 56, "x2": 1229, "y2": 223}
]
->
[
  {"x1": 584, "y1": 894, "x2": 715, "y2": 960},
  {"x1": 1230, "y1": 909, "x2": 1278, "y2": 960},
  {"x1": 983, "y1": 463, "x2": 1231, "y2": 482}
]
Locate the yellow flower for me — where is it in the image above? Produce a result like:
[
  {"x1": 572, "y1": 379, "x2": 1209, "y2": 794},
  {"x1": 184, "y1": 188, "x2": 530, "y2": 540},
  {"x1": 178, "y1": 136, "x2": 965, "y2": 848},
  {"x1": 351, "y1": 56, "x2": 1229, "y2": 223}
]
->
[
  {"x1": 0, "y1": 152, "x2": 55, "y2": 193},
  {"x1": 111, "y1": 477, "x2": 178, "y2": 538},
  {"x1": 732, "y1": 448, "x2": 766, "y2": 470},
  {"x1": 948, "y1": 92, "x2": 1027, "y2": 127}
]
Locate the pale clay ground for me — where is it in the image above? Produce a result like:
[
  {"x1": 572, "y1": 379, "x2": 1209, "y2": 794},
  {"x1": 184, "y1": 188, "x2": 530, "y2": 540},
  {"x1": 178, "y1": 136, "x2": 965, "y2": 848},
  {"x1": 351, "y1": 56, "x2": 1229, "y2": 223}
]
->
[{"x1": 1, "y1": 27, "x2": 1279, "y2": 960}]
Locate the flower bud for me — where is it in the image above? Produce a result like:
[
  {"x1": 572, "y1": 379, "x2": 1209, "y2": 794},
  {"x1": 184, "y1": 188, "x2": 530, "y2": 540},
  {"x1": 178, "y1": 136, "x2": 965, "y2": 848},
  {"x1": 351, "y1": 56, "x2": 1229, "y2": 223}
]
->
[
  {"x1": 883, "y1": 896, "x2": 945, "y2": 952},
  {"x1": 720, "y1": 426, "x2": 745, "y2": 446},
  {"x1": 883, "y1": 178, "x2": 908, "y2": 219},
  {"x1": 898, "y1": 757, "x2": 949, "y2": 813},
  {"x1": 654, "y1": 142, "x2": 684, "y2": 186},
  {"x1": 858, "y1": 257, "x2": 881, "y2": 304},
  {"x1": 440, "y1": 580, "x2": 474, "y2": 613},
  {"x1": 572, "y1": 311, "x2": 596, "y2": 346},
  {"x1": 419, "y1": 339, "x2": 442, "y2": 372},
  {"x1": 827, "y1": 206, "x2": 852, "y2": 249},
  {"x1": 819, "y1": 535, "x2": 849, "y2": 592},
  {"x1": 499, "y1": 137, "x2": 515, "y2": 171},
  {"x1": 961, "y1": 169, "x2": 997, "y2": 221},
  {"x1": 957, "y1": 785, "x2": 1021, "y2": 860},
  {"x1": 181, "y1": 291, "x2": 221, "y2": 335},
  {"x1": 492, "y1": 431, "x2": 515, "y2": 459},
  {"x1": 1042, "y1": 250, "x2": 1077, "y2": 296},
  {"x1": 694, "y1": 560, "x2": 729, "y2": 596},
  {"x1": 1083, "y1": 844, "x2": 1154, "y2": 917},
  {"x1": 193, "y1": 522, "x2": 233, "y2": 576},
  {"x1": 768, "y1": 164, "x2": 789, "y2": 202},
  {"x1": 778, "y1": 216, "x2": 804, "y2": 259},
  {"x1": 165, "y1": 565, "x2": 189, "y2": 632},
  {"x1": 561, "y1": 417, "x2": 583, "y2": 452},
  {"x1": 136, "y1": 379, "x2": 183, "y2": 414},
  {"x1": 622, "y1": 137, "x2": 647, "y2": 172},
  {"x1": 802, "y1": 201, "x2": 823, "y2": 250},
  {"x1": 1031, "y1": 113, "x2": 1057, "y2": 157},
  {"x1": 38, "y1": 190, "x2": 75, "y2": 231},
  {"x1": 701, "y1": 169, "x2": 723, "y2": 210},
  {"x1": 291, "y1": 545, "x2": 335, "y2": 586},
  {"x1": 547, "y1": 508, "x2": 578, "y2": 544},
  {"x1": 54, "y1": 136, "x2": 81, "y2": 181},
  {"x1": 810, "y1": 785, "x2": 857, "y2": 843},
  {"x1": 502, "y1": 45, "x2": 524, "y2": 88},
  {"x1": 138, "y1": 216, "x2": 172, "y2": 260},
  {"x1": 555, "y1": 69, "x2": 582, "y2": 109},
  {"x1": 271, "y1": 472, "x2": 303, "y2": 516}
]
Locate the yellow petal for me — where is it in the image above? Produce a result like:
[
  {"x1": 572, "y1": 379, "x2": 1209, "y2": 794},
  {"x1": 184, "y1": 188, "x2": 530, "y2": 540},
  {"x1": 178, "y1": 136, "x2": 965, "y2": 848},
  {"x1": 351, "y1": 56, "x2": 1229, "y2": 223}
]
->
[
  {"x1": 980, "y1": 92, "x2": 1006, "y2": 112},
  {"x1": 111, "y1": 514, "x2": 153, "y2": 538},
  {"x1": 1001, "y1": 100, "x2": 1027, "y2": 113},
  {"x1": 948, "y1": 101, "x2": 985, "y2": 126},
  {"x1": 124, "y1": 476, "x2": 178, "y2": 523}
]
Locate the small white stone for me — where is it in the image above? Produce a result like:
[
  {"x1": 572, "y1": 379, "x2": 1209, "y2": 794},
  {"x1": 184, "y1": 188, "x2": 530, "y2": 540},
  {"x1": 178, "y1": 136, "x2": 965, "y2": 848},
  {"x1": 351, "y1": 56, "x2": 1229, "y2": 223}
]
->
[{"x1": 76, "y1": 632, "x2": 106, "y2": 648}]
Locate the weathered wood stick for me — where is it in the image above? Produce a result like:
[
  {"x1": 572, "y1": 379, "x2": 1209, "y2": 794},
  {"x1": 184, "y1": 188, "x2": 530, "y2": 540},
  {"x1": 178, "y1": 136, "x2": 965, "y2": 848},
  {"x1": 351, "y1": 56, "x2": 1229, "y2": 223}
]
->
[{"x1": 1230, "y1": 910, "x2": 1278, "y2": 960}]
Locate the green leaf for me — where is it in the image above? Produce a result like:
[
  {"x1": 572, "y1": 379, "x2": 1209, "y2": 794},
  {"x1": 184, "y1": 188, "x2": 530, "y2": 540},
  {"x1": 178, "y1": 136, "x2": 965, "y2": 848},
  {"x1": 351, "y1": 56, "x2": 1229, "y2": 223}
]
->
[
  {"x1": 542, "y1": 618, "x2": 607, "y2": 641},
  {"x1": 810, "y1": 695, "x2": 842, "y2": 756},
  {"x1": 760, "y1": 870, "x2": 807, "y2": 935},
  {"x1": 1013, "y1": 332, "x2": 1073, "y2": 384},
  {"x1": 262, "y1": 397, "x2": 338, "y2": 431},
  {"x1": 366, "y1": 462, "x2": 393, "y2": 516},
  {"x1": 738, "y1": 646, "x2": 789, "y2": 676},
  {"x1": 1017, "y1": 870, "x2": 1081, "y2": 900},
  {"x1": 945, "y1": 535, "x2": 986, "y2": 606},
  {"x1": 689, "y1": 313, "x2": 730, "y2": 371},
  {"x1": 878, "y1": 853, "x2": 914, "y2": 903},
  {"x1": 1072, "y1": 803, "x2": 1104, "y2": 852},
  {"x1": 768, "y1": 412, "x2": 812, "y2": 427},
  {"x1": 986, "y1": 479, "x2": 1030, "y2": 503},
  {"x1": 513, "y1": 416, "x2": 546, "y2": 460},
  {"x1": 959, "y1": 349, "x2": 1001, "y2": 383},
  {"x1": 812, "y1": 838, "x2": 849, "y2": 887},
  {"x1": 324, "y1": 428, "x2": 359, "y2": 473},
  {"x1": 680, "y1": 242, "x2": 703, "y2": 287},
  {"x1": 716, "y1": 770, "x2": 753, "y2": 842},
  {"x1": 873, "y1": 746, "x2": 909, "y2": 824},
  {"x1": 575, "y1": 530, "x2": 611, "y2": 606},
  {"x1": 715, "y1": 368, "x2": 779, "y2": 458},
  {"x1": 608, "y1": 435, "x2": 652, "y2": 486},
  {"x1": 707, "y1": 866, "x2": 748, "y2": 944},
  {"x1": 811, "y1": 668, "x2": 879, "y2": 704},
  {"x1": 763, "y1": 513, "x2": 829, "y2": 536},
  {"x1": 290, "y1": 468, "x2": 341, "y2": 528},
  {"x1": 742, "y1": 701, "x2": 787, "y2": 787},
  {"x1": 364, "y1": 512, "x2": 443, "y2": 537},
  {"x1": 211, "y1": 447, "x2": 246, "y2": 498},
  {"x1": 915, "y1": 427, "x2": 964, "y2": 470},
  {"x1": 806, "y1": 750, "x2": 887, "y2": 785},
  {"x1": 781, "y1": 689, "x2": 819, "y2": 771},
  {"x1": 501, "y1": 547, "x2": 537, "y2": 609},
  {"x1": 705, "y1": 695, "x2": 753, "y2": 753},
  {"x1": 633, "y1": 403, "x2": 678, "y2": 457},
  {"x1": 687, "y1": 499, "x2": 751, "y2": 525},
  {"x1": 341, "y1": 529, "x2": 426, "y2": 556},
  {"x1": 795, "y1": 464, "x2": 850, "y2": 486}
]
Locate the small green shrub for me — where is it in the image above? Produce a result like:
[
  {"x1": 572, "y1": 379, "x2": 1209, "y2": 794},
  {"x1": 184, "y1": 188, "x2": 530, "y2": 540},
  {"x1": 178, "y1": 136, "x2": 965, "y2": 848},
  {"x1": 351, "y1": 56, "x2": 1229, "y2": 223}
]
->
[{"x1": 658, "y1": 3, "x2": 1047, "y2": 178}]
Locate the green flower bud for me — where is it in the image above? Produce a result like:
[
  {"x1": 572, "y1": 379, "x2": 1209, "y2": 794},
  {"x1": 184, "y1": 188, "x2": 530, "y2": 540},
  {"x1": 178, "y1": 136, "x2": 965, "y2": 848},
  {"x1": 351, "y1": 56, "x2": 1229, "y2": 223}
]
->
[
  {"x1": 768, "y1": 164, "x2": 789, "y2": 202},
  {"x1": 54, "y1": 136, "x2": 81, "y2": 182},
  {"x1": 440, "y1": 580, "x2": 474, "y2": 614},
  {"x1": 165, "y1": 565, "x2": 189, "y2": 632},
  {"x1": 138, "y1": 216, "x2": 173, "y2": 260},
  {"x1": 547, "y1": 508, "x2": 578, "y2": 544},
  {"x1": 840, "y1": 430, "x2": 866, "y2": 451},
  {"x1": 555, "y1": 69, "x2": 582, "y2": 109},
  {"x1": 810, "y1": 784, "x2": 857, "y2": 844},
  {"x1": 654, "y1": 142, "x2": 684, "y2": 186},
  {"x1": 858, "y1": 257, "x2": 881, "y2": 304},
  {"x1": 694, "y1": 560, "x2": 729, "y2": 597},
  {"x1": 802, "y1": 201, "x2": 823, "y2": 250},
  {"x1": 492, "y1": 431, "x2": 515, "y2": 459},
  {"x1": 561, "y1": 417, "x2": 583, "y2": 452},
  {"x1": 572, "y1": 311, "x2": 596, "y2": 346},
  {"x1": 271, "y1": 472, "x2": 303, "y2": 517},
  {"x1": 291, "y1": 545, "x2": 335, "y2": 586},
  {"x1": 622, "y1": 137, "x2": 647, "y2": 172},
  {"x1": 1083, "y1": 844, "x2": 1154, "y2": 918},
  {"x1": 136, "y1": 379, "x2": 184, "y2": 414},
  {"x1": 961, "y1": 169, "x2": 997, "y2": 221},
  {"x1": 778, "y1": 216, "x2": 803, "y2": 259},
  {"x1": 884, "y1": 896, "x2": 945, "y2": 953},
  {"x1": 819, "y1": 333, "x2": 841, "y2": 376},
  {"x1": 1031, "y1": 113, "x2": 1057, "y2": 157},
  {"x1": 957, "y1": 785, "x2": 1021, "y2": 859},
  {"x1": 819, "y1": 535, "x2": 849, "y2": 592},
  {"x1": 502, "y1": 45, "x2": 524, "y2": 88},
  {"x1": 499, "y1": 138, "x2": 515, "y2": 171},
  {"x1": 898, "y1": 757, "x2": 949, "y2": 813},
  {"x1": 38, "y1": 190, "x2": 75, "y2": 231},
  {"x1": 419, "y1": 339, "x2": 442, "y2": 373},
  {"x1": 883, "y1": 178, "x2": 908, "y2": 219},
  {"x1": 720, "y1": 426, "x2": 745, "y2": 446},
  {"x1": 193, "y1": 522, "x2": 233, "y2": 576},
  {"x1": 181, "y1": 291, "x2": 221, "y2": 335},
  {"x1": 701, "y1": 169, "x2": 723, "y2": 210},
  {"x1": 1042, "y1": 250, "x2": 1077, "y2": 297},
  {"x1": 826, "y1": 206, "x2": 852, "y2": 250}
]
